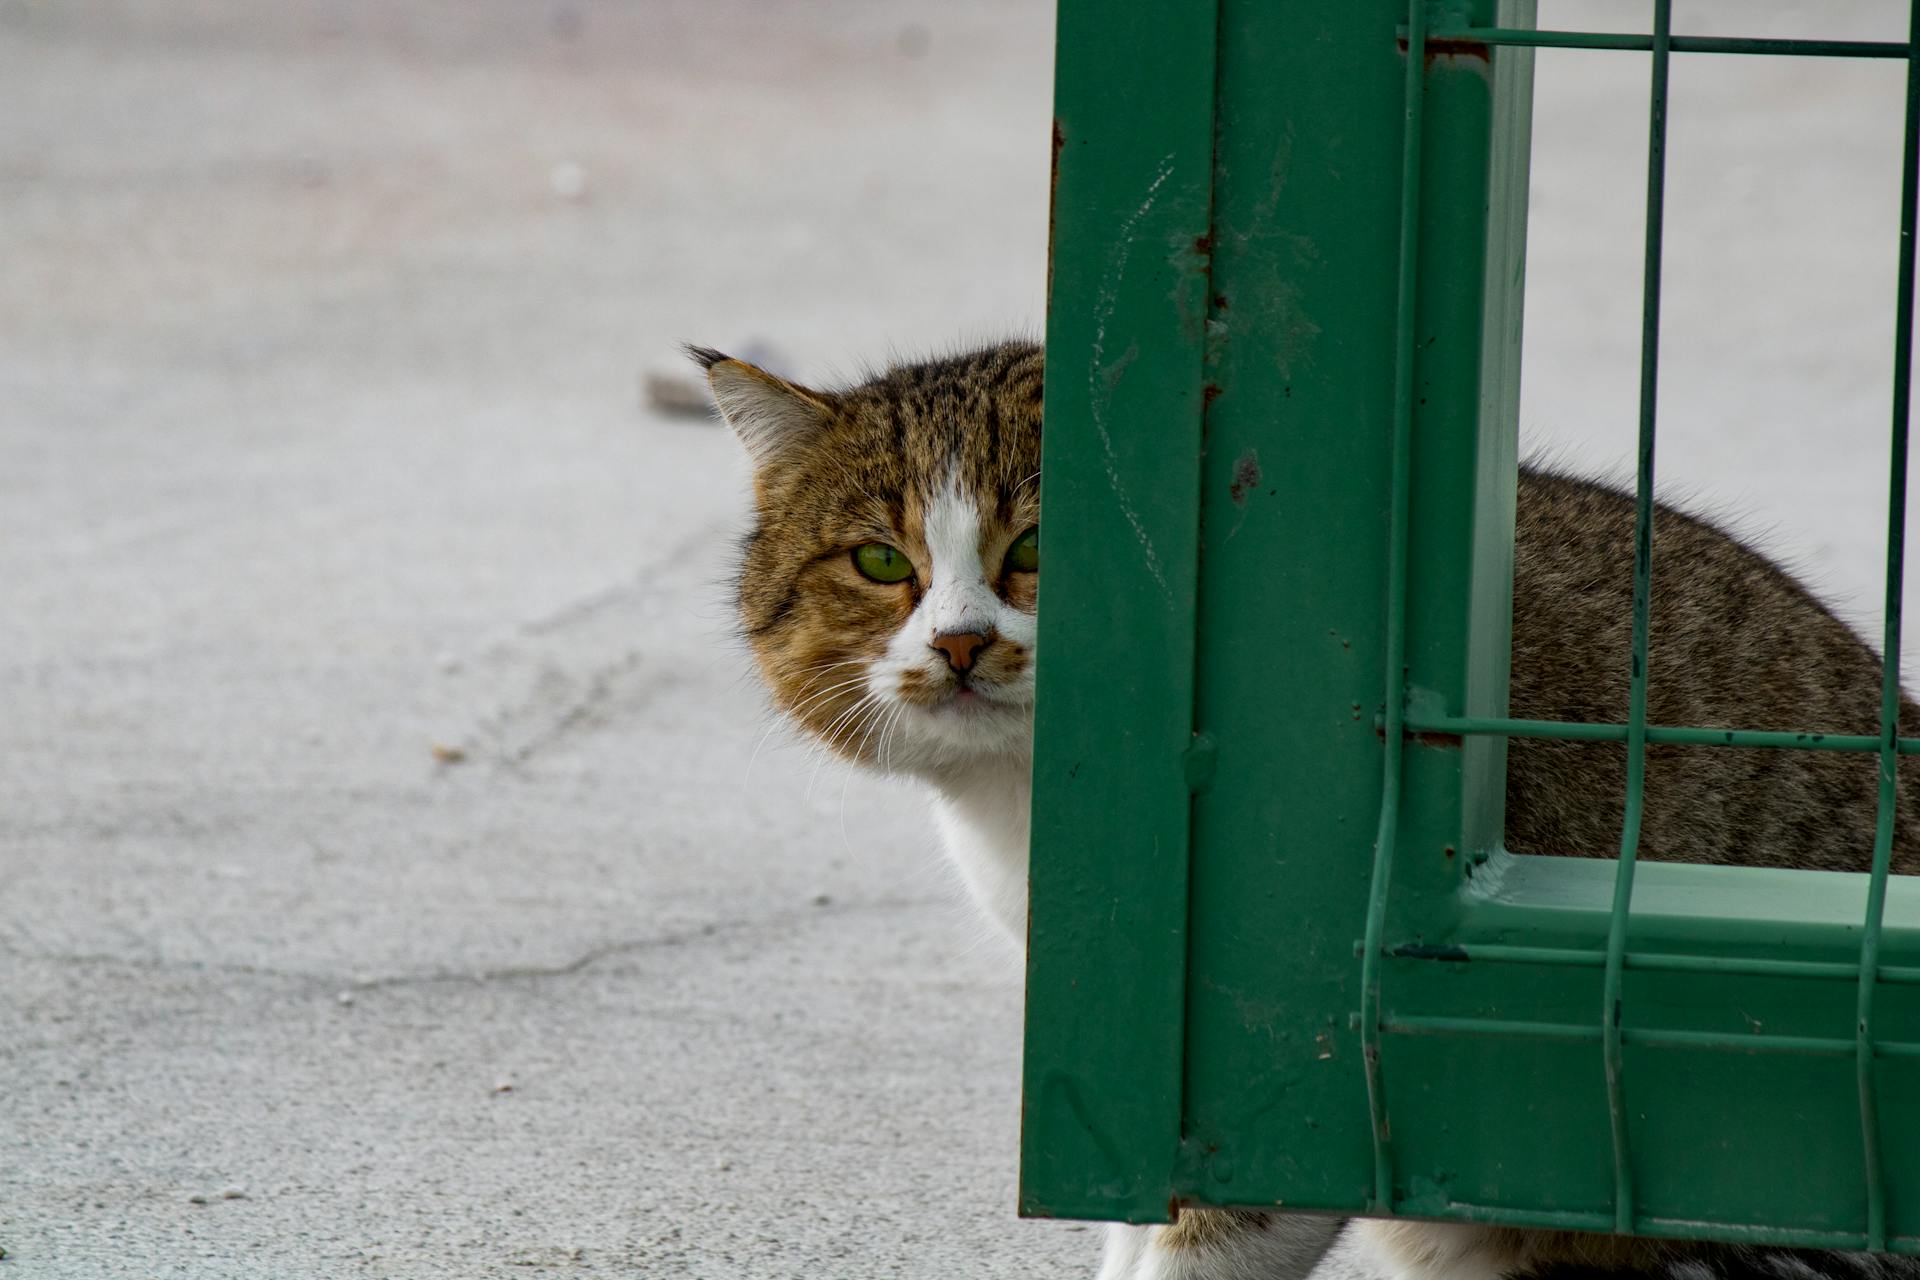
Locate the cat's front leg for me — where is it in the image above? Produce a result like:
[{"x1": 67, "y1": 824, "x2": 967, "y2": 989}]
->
[{"x1": 1096, "y1": 1211, "x2": 1351, "y2": 1280}]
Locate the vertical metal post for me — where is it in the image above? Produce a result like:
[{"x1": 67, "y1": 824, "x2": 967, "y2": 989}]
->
[
  {"x1": 1020, "y1": 0, "x2": 1220, "y2": 1224},
  {"x1": 1602, "y1": 0, "x2": 1672, "y2": 1235},
  {"x1": 1854, "y1": 0, "x2": 1920, "y2": 1250},
  {"x1": 1361, "y1": 0, "x2": 1431, "y2": 1217}
]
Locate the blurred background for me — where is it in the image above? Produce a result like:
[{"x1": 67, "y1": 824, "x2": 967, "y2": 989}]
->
[{"x1": 0, "y1": 1, "x2": 1910, "y2": 1276}]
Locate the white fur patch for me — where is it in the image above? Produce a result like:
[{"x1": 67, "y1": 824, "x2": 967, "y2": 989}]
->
[
  {"x1": 1354, "y1": 1222, "x2": 1513, "y2": 1280},
  {"x1": 865, "y1": 470, "x2": 1036, "y2": 766},
  {"x1": 855, "y1": 469, "x2": 1038, "y2": 940},
  {"x1": 919, "y1": 470, "x2": 1004, "y2": 639},
  {"x1": 1097, "y1": 1217, "x2": 1352, "y2": 1280}
]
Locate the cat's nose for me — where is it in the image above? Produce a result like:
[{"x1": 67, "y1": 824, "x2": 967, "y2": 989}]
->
[{"x1": 930, "y1": 631, "x2": 992, "y2": 673}]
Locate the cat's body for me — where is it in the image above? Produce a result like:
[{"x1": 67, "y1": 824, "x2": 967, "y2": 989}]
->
[{"x1": 701, "y1": 339, "x2": 1920, "y2": 1280}]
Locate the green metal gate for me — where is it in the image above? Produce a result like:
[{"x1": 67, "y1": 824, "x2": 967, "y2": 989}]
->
[{"x1": 1024, "y1": 0, "x2": 1920, "y2": 1248}]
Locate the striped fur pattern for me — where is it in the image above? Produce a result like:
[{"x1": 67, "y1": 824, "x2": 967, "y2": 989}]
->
[
  {"x1": 704, "y1": 339, "x2": 1920, "y2": 1280},
  {"x1": 699, "y1": 341, "x2": 1043, "y2": 780}
]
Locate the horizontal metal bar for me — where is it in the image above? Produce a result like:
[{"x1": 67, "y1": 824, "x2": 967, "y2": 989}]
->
[
  {"x1": 1422, "y1": 27, "x2": 1910, "y2": 59},
  {"x1": 1424, "y1": 1203, "x2": 1920, "y2": 1253},
  {"x1": 1381, "y1": 1014, "x2": 1920, "y2": 1058},
  {"x1": 1392, "y1": 941, "x2": 1920, "y2": 984},
  {"x1": 1407, "y1": 712, "x2": 1920, "y2": 755},
  {"x1": 1383, "y1": 1014, "x2": 1599, "y2": 1043},
  {"x1": 1634, "y1": 1027, "x2": 1852, "y2": 1057}
]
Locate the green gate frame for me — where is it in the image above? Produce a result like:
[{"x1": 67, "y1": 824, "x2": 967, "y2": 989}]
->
[{"x1": 1024, "y1": 0, "x2": 1920, "y2": 1248}]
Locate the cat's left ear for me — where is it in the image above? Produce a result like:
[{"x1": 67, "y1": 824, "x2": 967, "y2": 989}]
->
[{"x1": 685, "y1": 345, "x2": 833, "y2": 466}]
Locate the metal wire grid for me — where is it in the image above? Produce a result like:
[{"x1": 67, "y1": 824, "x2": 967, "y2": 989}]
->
[{"x1": 1366, "y1": 1, "x2": 1920, "y2": 1246}]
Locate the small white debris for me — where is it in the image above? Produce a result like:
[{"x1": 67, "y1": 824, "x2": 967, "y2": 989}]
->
[
  {"x1": 548, "y1": 160, "x2": 589, "y2": 202},
  {"x1": 220, "y1": 1185, "x2": 248, "y2": 1200},
  {"x1": 715, "y1": 1158, "x2": 732, "y2": 1172},
  {"x1": 493, "y1": 1078, "x2": 516, "y2": 1094},
  {"x1": 335, "y1": 990, "x2": 355, "y2": 1007}
]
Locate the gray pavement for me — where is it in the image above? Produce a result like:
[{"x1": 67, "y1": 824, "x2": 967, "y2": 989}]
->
[
  {"x1": 1, "y1": 1, "x2": 1912, "y2": 1277},
  {"x1": 1, "y1": 2, "x2": 1082, "y2": 1275}
]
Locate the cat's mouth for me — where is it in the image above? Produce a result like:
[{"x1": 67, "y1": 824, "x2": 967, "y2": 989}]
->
[
  {"x1": 897, "y1": 677, "x2": 996, "y2": 710},
  {"x1": 889, "y1": 666, "x2": 1032, "y2": 717},
  {"x1": 908, "y1": 682, "x2": 992, "y2": 712},
  {"x1": 926, "y1": 680, "x2": 1027, "y2": 715}
]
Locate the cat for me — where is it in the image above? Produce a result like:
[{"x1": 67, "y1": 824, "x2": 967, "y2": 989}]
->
[{"x1": 696, "y1": 337, "x2": 1920, "y2": 1280}]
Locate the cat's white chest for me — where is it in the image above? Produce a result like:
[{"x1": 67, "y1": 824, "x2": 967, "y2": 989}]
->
[{"x1": 927, "y1": 757, "x2": 1032, "y2": 943}]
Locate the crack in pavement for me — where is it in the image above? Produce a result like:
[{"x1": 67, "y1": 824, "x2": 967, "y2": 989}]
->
[
  {"x1": 512, "y1": 524, "x2": 724, "y2": 642},
  {"x1": 440, "y1": 522, "x2": 734, "y2": 769},
  {"x1": 0, "y1": 894, "x2": 945, "y2": 999}
]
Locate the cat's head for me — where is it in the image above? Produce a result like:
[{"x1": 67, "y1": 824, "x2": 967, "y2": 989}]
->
[{"x1": 697, "y1": 341, "x2": 1043, "y2": 774}]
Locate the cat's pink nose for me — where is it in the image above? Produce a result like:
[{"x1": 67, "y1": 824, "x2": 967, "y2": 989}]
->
[{"x1": 930, "y1": 631, "x2": 991, "y2": 672}]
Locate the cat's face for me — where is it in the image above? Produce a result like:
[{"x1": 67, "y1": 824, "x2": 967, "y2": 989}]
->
[{"x1": 700, "y1": 342, "x2": 1044, "y2": 773}]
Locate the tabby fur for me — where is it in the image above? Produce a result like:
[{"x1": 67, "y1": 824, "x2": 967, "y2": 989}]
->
[{"x1": 702, "y1": 338, "x2": 1920, "y2": 1280}]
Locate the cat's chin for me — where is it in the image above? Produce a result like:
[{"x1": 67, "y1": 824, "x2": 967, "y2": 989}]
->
[{"x1": 880, "y1": 690, "x2": 1034, "y2": 774}]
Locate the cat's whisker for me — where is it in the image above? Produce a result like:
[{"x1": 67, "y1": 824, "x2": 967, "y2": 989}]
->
[
  {"x1": 741, "y1": 713, "x2": 789, "y2": 792},
  {"x1": 790, "y1": 657, "x2": 871, "y2": 680},
  {"x1": 814, "y1": 690, "x2": 885, "y2": 767},
  {"x1": 856, "y1": 687, "x2": 906, "y2": 767},
  {"x1": 748, "y1": 672, "x2": 877, "y2": 787},
  {"x1": 817, "y1": 689, "x2": 880, "y2": 750},
  {"x1": 783, "y1": 679, "x2": 880, "y2": 737},
  {"x1": 880, "y1": 701, "x2": 912, "y2": 774},
  {"x1": 784, "y1": 672, "x2": 875, "y2": 719},
  {"x1": 875, "y1": 703, "x2": 901, "y2": 774},
  {"x1": 807, "y1": 692, "x2": 884, "y2": 804},
  {"x1": 836, "y1": 696, "x2": 913, "y2": 842},
  {"x1": 837, "y1": 711, "x2": 887, "y2": 849}
]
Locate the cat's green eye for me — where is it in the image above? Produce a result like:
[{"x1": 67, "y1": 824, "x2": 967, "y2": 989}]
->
[
  {"x1": 1006, "y1": 526, "x2": 1039, "y2": 574},
  {"x1": 852, "y1": 542, "x2": 914, "y2": 584}
]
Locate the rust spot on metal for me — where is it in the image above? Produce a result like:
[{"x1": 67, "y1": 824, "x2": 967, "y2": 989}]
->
[
  {"x1": 1375, "y1": 724, "x2": 1461, "y2": 748},
  {"x1": 1047, "y1": 119, "x2": 1065, "y2": 295},
  {"x1": 1427, "y1": 37, "x2": 1490, "y2": 63},
  {"x1": 1401, "y1": 34, "x2": 1491, "y2": 66},
  {"x1": 1192, "y1": 231, "x2": 1214, "y2": 256},
  {"x1": 1202, "y1": 383, "x2": 1223, "y2": 407},
  {"x1": 1393, "y1": 943, "x2": 1470, "y2": 962},
  {"x1": 1214, "y1": 295, "x2": 1229, "y2": 311},
  {"x1": 1228, "y1": 448, "x2": 1260, "y2": 505}
]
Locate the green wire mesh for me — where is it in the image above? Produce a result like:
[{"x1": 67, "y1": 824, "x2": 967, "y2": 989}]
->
[
  {"x1": 1023, "y1": 0, "x2": 1920, "y2": 1247},
  {"x1": 1374, "y1": 0, "x2": 1920, "y2": 1246}
]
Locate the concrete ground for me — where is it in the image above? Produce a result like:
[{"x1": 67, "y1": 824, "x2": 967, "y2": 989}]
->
[
  {"x1": 0, "y1": 0, "x2": 1910, "y2": 1277},
  {"x1": 1, "y1": 2, "x2": 1078, "y2": 1276}
]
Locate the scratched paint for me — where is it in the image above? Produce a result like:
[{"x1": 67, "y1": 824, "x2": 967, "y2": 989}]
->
[{"x1": 1087, "y1": 154, "x2": 1178, "y2": 595}]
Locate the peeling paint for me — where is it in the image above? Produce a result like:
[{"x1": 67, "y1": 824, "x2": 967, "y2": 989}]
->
[
  {"x1": 1229, "y1": 448, "x2": 1261, "y2": 506},
  {"x1": 1046, "y1": 118, "x2": 1065, "y2": 297}
]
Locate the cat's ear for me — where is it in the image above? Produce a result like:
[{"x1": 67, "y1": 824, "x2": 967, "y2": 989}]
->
[{"x1": 685, "y1": 345, "x2": 832, "y2": 466}]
